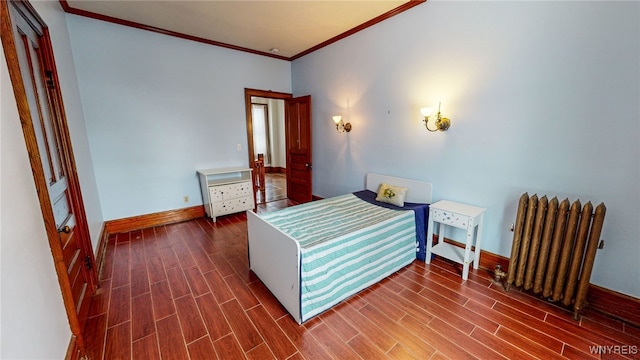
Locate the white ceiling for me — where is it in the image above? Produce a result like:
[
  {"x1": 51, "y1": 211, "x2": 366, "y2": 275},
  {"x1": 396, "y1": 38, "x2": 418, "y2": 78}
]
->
[{"x1": 63, "y1": 0, "x2": 422, "y2": 60}]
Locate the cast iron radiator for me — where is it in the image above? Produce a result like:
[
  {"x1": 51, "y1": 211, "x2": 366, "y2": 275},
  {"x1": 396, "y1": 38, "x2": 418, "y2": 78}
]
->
[{"x1": 505, "y1": 193, "x2": 606, "y2": 319}]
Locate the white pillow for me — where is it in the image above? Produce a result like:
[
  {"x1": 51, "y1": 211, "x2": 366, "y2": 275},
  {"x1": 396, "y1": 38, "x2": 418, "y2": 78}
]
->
[{"x1": 375, "y1": 183, "x2": 408, "y2": 207}]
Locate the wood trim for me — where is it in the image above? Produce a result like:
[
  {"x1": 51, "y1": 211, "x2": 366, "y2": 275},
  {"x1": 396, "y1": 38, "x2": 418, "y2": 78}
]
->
[
  {"x1": 587, "y1": 283, "x2": 640, "y2": 327},
  {"x1": 65, "y1": 335, "x2": 80, "y2": 360},
  {"x1": 291, "y1": 0, "x2": 426, "y2": 60},
  {"x1": 104, "y1": 205, "x2": 205, "y2": 234},
  {"x1": 58, "y1": 0, "x2": 426, "y2": 61},
  {"x1": 57, "y1": 0, "x2": 289, "y2": 61},
  {"x1": 244, "y1": 88, "x2": 293, "y2": 186},
  {"x1": 435, "y1": 237, "x2": 639, "y2": 326},
  {"x1": 94, "y1": 223, "x2": 109, "y2": 278}
]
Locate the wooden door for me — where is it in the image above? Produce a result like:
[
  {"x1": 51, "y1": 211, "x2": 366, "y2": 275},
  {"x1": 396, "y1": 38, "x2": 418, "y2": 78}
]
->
[
  {"x1": 285, "y1": 95, "x2": 312, "y2": 203},
  {"x1": 1, "y1": 0, "x2": 98, "y2": 354}
]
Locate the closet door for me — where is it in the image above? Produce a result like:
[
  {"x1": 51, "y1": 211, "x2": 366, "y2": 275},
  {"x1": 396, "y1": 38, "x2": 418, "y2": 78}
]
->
[{"x1": 1, "y1": 1, "x2": 98, "y2": 354}]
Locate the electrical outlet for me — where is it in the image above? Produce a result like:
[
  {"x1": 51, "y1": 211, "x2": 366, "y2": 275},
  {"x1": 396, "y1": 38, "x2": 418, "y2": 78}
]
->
[
  {"x1": 237, "y1": 144, "x2": 242, "y2": 151},
  {"x1": 183, "y1": 195, "x2": 189, "y2": 203}
]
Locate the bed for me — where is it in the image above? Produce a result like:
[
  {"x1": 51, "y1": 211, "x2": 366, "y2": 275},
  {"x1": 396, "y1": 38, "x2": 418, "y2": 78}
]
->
[{"x1": 247, "y1": 173, "x2": 432, "y2": 324}]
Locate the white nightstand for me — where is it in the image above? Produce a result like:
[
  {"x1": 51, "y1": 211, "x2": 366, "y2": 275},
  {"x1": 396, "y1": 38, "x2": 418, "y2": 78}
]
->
[{"x1": 426, "y1": 200, "x2": 486, "y2": 281}]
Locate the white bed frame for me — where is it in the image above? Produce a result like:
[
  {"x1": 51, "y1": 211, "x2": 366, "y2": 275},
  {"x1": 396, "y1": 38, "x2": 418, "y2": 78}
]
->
[{"x1": 247, "y1": 173, "x2": 432, "y2": 323}]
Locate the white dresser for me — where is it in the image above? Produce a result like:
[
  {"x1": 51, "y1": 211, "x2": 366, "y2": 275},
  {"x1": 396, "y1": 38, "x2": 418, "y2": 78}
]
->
[{"x1": 197, "y1": 167, "x2": 254, "y2": 222}]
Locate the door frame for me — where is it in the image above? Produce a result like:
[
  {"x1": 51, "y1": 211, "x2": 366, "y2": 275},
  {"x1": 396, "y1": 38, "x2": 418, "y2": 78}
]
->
[
  {"x1": 1, "y1": 0, "x2": 98, "y2": 355},
  {"x1": 244, "y1": 88, "x2": 292, "y2": 169},
  {"x1": 244, "y1": 88, "x2": 292, "y2": 195}
]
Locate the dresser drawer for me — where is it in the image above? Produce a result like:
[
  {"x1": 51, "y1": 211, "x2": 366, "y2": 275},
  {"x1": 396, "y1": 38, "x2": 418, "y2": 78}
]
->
[
  {"x1": 209, "y1": 181, "x2": 253, "y2": 201},
  {"x1": 212, "y1": 196, "x2": 254, "y2": 215},
  {"x1": 431, "y1": 209, "x2": 470, "y2": 229}
]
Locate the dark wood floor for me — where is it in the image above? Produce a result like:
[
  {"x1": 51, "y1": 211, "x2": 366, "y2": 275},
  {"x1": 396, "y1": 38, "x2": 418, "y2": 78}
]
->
[{"x1": 83, "y1": 199, "x2": 640, "y2": 359}]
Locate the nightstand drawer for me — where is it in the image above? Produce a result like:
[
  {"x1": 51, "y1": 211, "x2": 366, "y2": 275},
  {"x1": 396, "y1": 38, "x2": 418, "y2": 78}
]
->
[
  {"x1": 431, "y1": 209, "x2": 470, "y2": 229},
  {"x1": 209, "y1": 181, "x2": 253, "y2": 201}
]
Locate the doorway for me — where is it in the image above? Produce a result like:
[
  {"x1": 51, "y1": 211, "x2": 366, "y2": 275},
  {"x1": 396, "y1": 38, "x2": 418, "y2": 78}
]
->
[{"x1": 245, "y1": 89, "x2": 291, "y2": 204}]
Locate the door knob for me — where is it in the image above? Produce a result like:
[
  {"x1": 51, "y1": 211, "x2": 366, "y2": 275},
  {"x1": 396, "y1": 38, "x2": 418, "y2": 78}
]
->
[
  {"x1": 59, "y1": 225, "x2": 71, "y2": 234},
  {"x1": 305, "y1": 163, "x2": 312, "y2": 170}
]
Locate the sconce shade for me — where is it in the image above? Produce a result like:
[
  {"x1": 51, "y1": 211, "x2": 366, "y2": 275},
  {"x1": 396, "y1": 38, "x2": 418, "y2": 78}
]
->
[
  {"x1": 332, "y1": 115, "x2": 342, "y2": 124},
  {"x1": 420, "y1": 107, "x2": 434, "y2": 117}
]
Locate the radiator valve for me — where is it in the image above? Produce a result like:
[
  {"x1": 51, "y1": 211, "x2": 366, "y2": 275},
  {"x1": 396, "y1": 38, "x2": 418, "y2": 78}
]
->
[{"x1": 494, "y1": 264, "x2": 507, "y2": 283}]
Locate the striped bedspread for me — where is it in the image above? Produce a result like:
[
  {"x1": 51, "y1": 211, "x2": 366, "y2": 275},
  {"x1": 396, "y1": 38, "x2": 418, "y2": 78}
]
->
[{"x1": 258, "y1": 194, "x2": 417, "y2": 322}]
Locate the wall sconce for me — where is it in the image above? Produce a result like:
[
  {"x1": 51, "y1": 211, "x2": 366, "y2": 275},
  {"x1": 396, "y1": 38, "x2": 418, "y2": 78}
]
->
[
  {"x1": 333, "y1": 115, "x2": 352, "y2": 133},
  {"x1": 420, "y1": 102, "x2": 450, "y2": 132}
]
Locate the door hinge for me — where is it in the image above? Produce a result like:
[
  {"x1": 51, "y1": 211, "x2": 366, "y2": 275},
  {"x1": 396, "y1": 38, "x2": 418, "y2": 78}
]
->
[{"x1": 84, "y1": 256, "x2": 92, "y2": 270}]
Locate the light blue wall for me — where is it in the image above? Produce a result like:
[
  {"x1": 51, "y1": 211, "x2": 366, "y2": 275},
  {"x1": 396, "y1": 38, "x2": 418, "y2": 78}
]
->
[
  {"x1": 66, "y1": 15, "x2": 292, "y2": 220},
  {"x1": 292, "y1": 1, "x2": 640, "y2": 298}
]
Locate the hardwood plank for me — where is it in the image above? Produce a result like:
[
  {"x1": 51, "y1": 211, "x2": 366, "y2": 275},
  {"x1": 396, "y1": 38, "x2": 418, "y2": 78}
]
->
[
  {"x1": 130, "y1": 265, "x2": 149, "y2": 298},
  {"x1": 464, "y1": 300, "x2": 567, "y2": 354},
  {"x1": 107, "y1": 284, "x2": 131, "y2": 327},
  {"x1": 130, "y1": 235, "x2": 146, "y2": 269},
  {"x1": 386, "y1": 343, "x2": 421, "y2": 360},
  {"x1": 146, "y1": 256, "x2": 166, "y2": 285},
  {"x1": 276, "y1": 315, "x2": 333, "y2": 360},
  {"x1": 150, "y1": 280, "x2": 175, "y2": 320},
  {"x1": 496, "y1": 326, "x2": 567, "y2": 360},
  {"x1": 309, "y1": 323, "x2": 362, "y2": 360},
  {"x1": 359, "y1": 304, "x2": 436, "y2": 359},
  {"x1": 428, "y1": 317, "x2": 507, "y2": 360},
  {"x1": 348, "y1": 334, "x2": 391, "y2": 360},
  {"x1": 194, "y1": 293, "x2": 232, "y2": 341},
  {"x1": 83, "y1": 313, "x2": 107, "y2": 360},
  {"x1": 174, "y1": 295, "x2": 208, "y2": 344},
  {"x1": 174, "y1": 245, "x2": 197, "y2": 269},
  {"x1": 399, "y1": 288, "x2": 475, "y2": 334},
  {"x1": 245, "y1": 343, "x2": 275, "y2": 360},
  {"x1": 545, "y1": 312, "x2": 630, "y2": 349},
  {"x1": 183, "y1": 266, "x2": 210, "y2": 297},
  {"x1": 470, "y1": 327, "x2": 537, "y2": 360},
  {"x1": 88, "y1": 278, "x2": 111, "y2": 318},
  {"x1": 112, "y1": 242, "x2": 131, "y2": 288},
  {"x1": 191, "y1": 250, "x2": 216, "y2": 274},
  {"x1": 219, "y1": 299, "x2": 263, "y2": 351},
  {"x1": 246, "y1": 305, "x2": 297, "y2": 359},
  {"x1": 336, "y1": 300, "x2": 397, "y2": 353},
  {"x1": 156, "y1": 314, "x2": 189, "y2": 360},
  {"x1": 399, "y1": 315, "x2": 476, "y2": 360},
  {"x1": 247, "y1": 280, "x2": 288, "y2": 320},
  {"x1": 104, "y1": 321, "x2": 131, "y2": 360},
  {"x1": 317, "y1": 307, "x2": 359, "y2": 341},
  {"x1": 202, "y1": 270, "x2": 234, "y2": 304},
  {"x1": 131, "y1": 293, "x2": 155, "y2": 341},
  {"x1": 212, "y1": 333, "x2": 246, "y2": 360},
  {"x1": 224, "y1": 273, "x2": 260, "y2": 309},
  {"x1": 166, "y1": 266, "x2": 191, "y2": 299},
  {"x1": 351, "y1": 287, "x2": 408, "y2": 322},
  {"x1": 132, "y1": 334, "x2": 161, "y2": 360},
  {"x1": 187, "y1": 336, "x2": 217, "y2": 360},
  {"x1": 418, "y1": 286, "x2": 500, "y2": 333}
]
